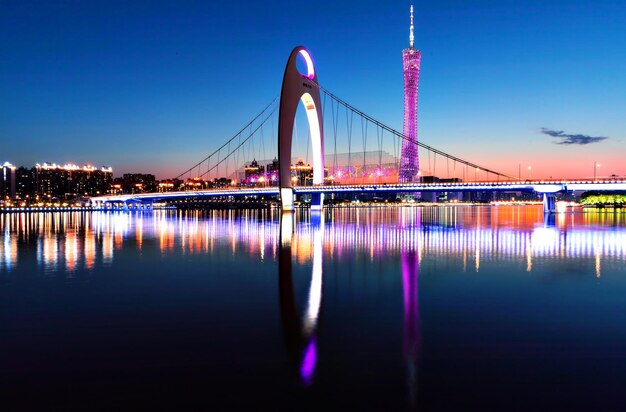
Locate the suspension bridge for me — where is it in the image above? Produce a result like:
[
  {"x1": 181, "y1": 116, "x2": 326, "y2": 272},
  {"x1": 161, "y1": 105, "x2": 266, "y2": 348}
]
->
[{"x1": 89, "y1": 46, "x2": 626, "y2": 213}]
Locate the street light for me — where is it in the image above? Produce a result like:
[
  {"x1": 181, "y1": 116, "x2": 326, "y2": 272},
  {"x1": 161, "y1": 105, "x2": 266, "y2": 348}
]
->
[
  {"x1": 594, "y1": 162, "x2": 600, "y2": 180},
  {"x1": 528, "y1": 166, "x2": 532, "y2": 180}
]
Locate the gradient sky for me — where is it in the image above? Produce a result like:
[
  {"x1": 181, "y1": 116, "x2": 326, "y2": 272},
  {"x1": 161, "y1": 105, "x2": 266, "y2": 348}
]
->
[{"x1": 2, "y1": 0, "x2": 625, "y2": 179}]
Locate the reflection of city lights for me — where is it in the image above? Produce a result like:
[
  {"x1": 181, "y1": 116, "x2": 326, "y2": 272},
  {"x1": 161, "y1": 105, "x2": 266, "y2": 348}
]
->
[
  {"x1": 102, "y1": 231, "x2": 113, "y2": 263},
  {"x1": 532, "y1": 227, "x2": 559, "y2": 256},
  {"x1": 43, "y1": 235, "x2": 58, "y2": 270},
  {"x1": 475, "y1": 246, "x2": 480, "y2": 272},
  {"x1": 85, "y1": 233, "x2": 96, "y2": 269},
  {"x1": 556, "y1": 201, "x2": 569, "y2": 213},
  {"x1": 526, "y1": 238, "x2": 532, "y2": 272},
  {"x1": 2, "y1": 230, "x2": 17, "y2": 270},
  {"x1": 1, "y1": 207, "x2": 625, "y2": 279},
  {"x1": 65, "y1": 231, "x2": 78, "y2": 272}
]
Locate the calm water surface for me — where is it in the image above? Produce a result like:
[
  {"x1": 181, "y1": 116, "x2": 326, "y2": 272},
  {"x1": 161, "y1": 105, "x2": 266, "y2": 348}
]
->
[{"x1": 1, "y1": 206, "x2": 626, "y2": 411}]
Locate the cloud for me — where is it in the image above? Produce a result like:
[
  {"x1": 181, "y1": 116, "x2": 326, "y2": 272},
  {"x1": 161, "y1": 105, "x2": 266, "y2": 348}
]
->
[{"x1": 541, "y1": 128, "x2": 608, "y2": 145}]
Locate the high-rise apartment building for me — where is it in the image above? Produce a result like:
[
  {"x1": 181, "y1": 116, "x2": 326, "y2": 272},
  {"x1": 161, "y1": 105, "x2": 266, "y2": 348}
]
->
[
  {"x1": 1, "y1": 162, "x2": 16, "y2": 199},
  {"x1": 35, "y1": 163, "x2": 113, "y2": 198}
]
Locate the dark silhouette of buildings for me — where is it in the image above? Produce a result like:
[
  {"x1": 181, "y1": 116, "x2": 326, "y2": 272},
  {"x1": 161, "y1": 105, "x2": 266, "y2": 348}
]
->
[{"x1": 120, "y1": 173, "x2": 156, "y2": 193}]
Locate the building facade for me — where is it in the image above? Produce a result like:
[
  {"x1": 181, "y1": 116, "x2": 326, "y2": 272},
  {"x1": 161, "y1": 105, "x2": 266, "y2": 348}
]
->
[
  {"x1": 34, "y1": 163, "x2": 113, "y2": 198},
  {"x1": 15, "y1": 167, "x2": 35, "y2": 199},
  {"x1": 1, "y1": 162, "x2": 16, "y2": 199},
  {"x1": 122, "y1": 173, "x2": 156, "y2": 193}
]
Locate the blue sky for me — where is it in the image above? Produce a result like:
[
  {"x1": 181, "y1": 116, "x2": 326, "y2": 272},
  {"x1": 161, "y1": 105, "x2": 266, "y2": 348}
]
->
[{"x1": 1, "y1": 0, "x2": 625, "y2": 178}]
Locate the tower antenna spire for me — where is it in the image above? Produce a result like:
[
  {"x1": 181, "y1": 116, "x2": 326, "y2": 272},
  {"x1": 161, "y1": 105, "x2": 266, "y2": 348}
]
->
[{"x1": 409, "y1": 5, "x2": 414, "y2": 49}]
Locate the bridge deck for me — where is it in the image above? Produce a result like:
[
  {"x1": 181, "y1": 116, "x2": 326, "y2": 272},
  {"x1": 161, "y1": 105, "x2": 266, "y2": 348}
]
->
[{"x1": 89, "y1": 179, "x2": 626, "y2": 205}]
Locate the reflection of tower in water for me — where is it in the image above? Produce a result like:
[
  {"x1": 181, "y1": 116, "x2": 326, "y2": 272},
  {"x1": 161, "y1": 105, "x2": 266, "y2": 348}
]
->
[{"x1": 401, "y1": 209, "x2": 421, "y2": 405}]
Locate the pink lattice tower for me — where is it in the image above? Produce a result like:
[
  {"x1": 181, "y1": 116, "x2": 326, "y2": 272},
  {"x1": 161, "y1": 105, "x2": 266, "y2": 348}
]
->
[{"x1": 399, "y1": 5, "x2": 421, "y2": 183}]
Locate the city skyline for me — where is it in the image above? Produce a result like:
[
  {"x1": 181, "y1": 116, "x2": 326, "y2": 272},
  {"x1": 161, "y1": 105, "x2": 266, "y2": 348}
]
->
[{"x1": 2, "y1": 0, "x2": 625, "y2": 180}]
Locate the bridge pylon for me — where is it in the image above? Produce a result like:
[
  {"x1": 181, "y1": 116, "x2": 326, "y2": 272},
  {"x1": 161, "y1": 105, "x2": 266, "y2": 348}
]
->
[{"x1": 278, "y1": 46, "x2": 325, "y2": 211}]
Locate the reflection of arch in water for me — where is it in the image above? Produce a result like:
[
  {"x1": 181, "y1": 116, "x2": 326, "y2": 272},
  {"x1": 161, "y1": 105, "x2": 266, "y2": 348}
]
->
[{"x1": 278, "y1": 214, "x2": 324, "y2": 385}]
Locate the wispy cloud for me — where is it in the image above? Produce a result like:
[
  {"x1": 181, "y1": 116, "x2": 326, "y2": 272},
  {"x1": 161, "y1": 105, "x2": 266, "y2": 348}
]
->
[{"x1": 541, "y1": 128, "x2": 608, "y2": 145}]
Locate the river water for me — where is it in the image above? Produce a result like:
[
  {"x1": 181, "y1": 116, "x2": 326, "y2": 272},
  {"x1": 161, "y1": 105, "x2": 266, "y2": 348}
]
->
[{"x1": 1, "y1": 206, "x2": 626, "y2": 410}]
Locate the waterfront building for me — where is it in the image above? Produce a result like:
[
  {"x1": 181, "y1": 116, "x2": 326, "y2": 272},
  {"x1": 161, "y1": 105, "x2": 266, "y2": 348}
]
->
[
  {"x1": 324, "y1": 151, "x2": 399, "y2": 184},
  {"x1": 291, "y1": 160, "x2": 313, "y2": 186},
  {"x1": 1, "y1": 162, "x2": 16, "y2": 199},
  {"x1": 398, "y1": 5, "x2": 421, "y2": 183},
  {"x1": 15, "y1": 167, "x2": 35, "y2": 199},
  {"x1": 33, "y1": 163, "x2": 113, "y2": 199},
  {"x1": 184, "y1": 177, "x2": 206, "y2": 190},
  {"x1": 35, "y1": 163, "x2": 64, "y2": 198},
  {"x1": 157, "y1": 180, "x2": 175, "y2": 192},
  {"x1": 266, "y1": 158, "x2": 280, "y2": 186},
  {"x1": 244, "y1": 159, "x2": 265, "y2": 186},
  {"x1": 72, "y1": 165, "x2": 113, "y2": 196},
  {"x1": 211, "y1": 177, "x2": 232, "y2": 188},
  {"x1": 111, "y1": 181, "x2": 123, "y2": 195},
  {"x1": 122, "y1": 173, "x2": 156, "y2": 193}
]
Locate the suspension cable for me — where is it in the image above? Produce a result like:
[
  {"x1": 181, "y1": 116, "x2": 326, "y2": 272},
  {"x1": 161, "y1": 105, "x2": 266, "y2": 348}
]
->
[
  {"x1": 310, "y1": 81, "x2": 517, "y2": 180},
  {"x1": 195, "y1": 103, "x2": 278, "y2": 180},
  {"x1": 174, "y1": 96, "x2": 278, "y2": 180}
]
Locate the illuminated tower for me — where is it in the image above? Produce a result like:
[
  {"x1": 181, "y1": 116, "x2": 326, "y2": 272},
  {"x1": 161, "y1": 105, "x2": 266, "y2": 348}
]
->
[{"x1": 399, "y1": 5, "x2": 421, "y2": 183}]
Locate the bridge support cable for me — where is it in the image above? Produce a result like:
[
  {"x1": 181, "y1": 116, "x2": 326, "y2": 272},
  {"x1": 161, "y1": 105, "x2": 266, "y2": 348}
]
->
[
  {"x1": 174, "y1": 96, "x2": 278, "y2": 181},
  {"x1": 312, "y1": 82, "x2": 518, "y2": 181},
  {"x1": 361, "y1": 117, "x2": 368, "y2": 181},
  {"x1": 321, "y1": 91, "x2": 328, "y2": 162},
  {"x1": 260, "y1": 121, "x2": 267, "y2": 164},
  {"x1": 330, "y1": 99, "x2": 339, "y2": 178},
  {"x1": 225, "y1": 140, "x2": 232, "y2": 181},
  {"x1": 453, "y1": 159, "x2": 456, "y2": 180},
  {"x1": 346, "y1": 108, "x2": 354, "y2": 184},
  {"x1": 194, "y1": 103, "x2": 279, "y2": 181},
  {"x1": 376, "y1": 126, "x2": 384, "y2": 182},
  {"x1": 392, "y1": 126, "x2": 399, "y2": 174},
  {"x1": 234, "y1": 132, "x2": 241, "y2": 182}
]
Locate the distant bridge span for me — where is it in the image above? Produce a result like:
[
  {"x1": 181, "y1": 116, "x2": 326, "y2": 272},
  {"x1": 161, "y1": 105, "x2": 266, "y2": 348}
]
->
[{"x1": 89, "y1": 179, "x2": 626, "y2": 213}]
